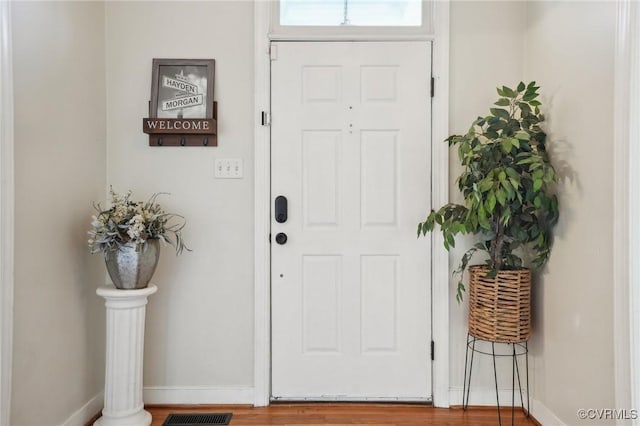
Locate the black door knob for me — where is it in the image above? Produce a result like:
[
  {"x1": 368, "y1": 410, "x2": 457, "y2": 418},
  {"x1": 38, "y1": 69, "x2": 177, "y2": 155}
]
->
[{"x1": 275, "y1": 232, "x2": 288, "y2": 245}]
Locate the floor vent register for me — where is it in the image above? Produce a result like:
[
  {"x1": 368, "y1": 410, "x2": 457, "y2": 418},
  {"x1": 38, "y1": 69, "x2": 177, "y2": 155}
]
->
[{"x1": 163, "y1": 413, "x2": 233, "y2": 425}]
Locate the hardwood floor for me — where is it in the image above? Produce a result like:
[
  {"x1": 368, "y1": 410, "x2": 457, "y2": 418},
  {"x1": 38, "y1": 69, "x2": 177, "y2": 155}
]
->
[{"x1": 145, "y1": 403, "x2": 541, "y2": 426}]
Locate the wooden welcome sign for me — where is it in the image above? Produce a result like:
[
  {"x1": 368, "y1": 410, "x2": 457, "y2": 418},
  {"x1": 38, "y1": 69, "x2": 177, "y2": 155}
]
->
[{"x1": 142, "y1": 58, "x2": 217, "y2": 147}]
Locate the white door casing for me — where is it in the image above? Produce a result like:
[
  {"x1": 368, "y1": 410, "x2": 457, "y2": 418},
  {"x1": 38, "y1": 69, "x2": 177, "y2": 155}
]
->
[
  {"x1": 0, "y1": 1, "x2": 14, "y2": 423},
  {"x1": 614, "y1": 0, "x2": 640, "y2": 419},
  {"x1": 271, "y1": 41, "x2": 432, "y2": 400}
]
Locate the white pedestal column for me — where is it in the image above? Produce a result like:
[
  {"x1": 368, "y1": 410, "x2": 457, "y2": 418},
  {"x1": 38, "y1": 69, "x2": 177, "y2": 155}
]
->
[{"x1": 95, "y1": 284, "x2": 157, "y2": 426}]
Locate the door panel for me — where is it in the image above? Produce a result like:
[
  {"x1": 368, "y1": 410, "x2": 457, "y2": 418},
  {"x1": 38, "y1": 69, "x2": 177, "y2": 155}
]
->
[{"x1": 271, "y1": 41, "x2": 432, "y2": 400}]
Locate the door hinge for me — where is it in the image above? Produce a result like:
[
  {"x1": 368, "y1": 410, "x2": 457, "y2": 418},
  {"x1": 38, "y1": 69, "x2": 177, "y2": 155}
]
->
[
  {"x1": 430, "y1": 340, "x2": 435, "y2": 361},
  {"x1": 430, "y1": 77, "x2": 435, "y2": 98},
  {"x1": 261, "y1": 111, "x2": 271, "y2": 126},
  {"x1": 270, "y1": 44, "x2": 278, "y2": 61}
]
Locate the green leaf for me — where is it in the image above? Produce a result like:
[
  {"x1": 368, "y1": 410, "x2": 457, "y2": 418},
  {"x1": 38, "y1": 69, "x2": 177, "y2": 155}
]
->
[
  {"x1": 456, "y1": 281, "x2": 465, "y2": 304},
  {"x1": 515, "y1": 130, "x2": 530, "y2": 140},
  {"x1": 488, "y1": 120, "x2": 506, "y2": 131},
  {"x1": 517, "y1": 81, "x2": 526, "y2": 92},
  {"x1": 494, "y1": 98, "x2": 510, "y2": 106},
  {"x1": 500, "y1": 207, "x2": 512, "y2": 225},
  {"x1": 532, "y1": 168, "x2": 544, "y2": 180},
  {"x1": 502, "y1": 86, "x2": 517, "y2": 98},
  {"x1": 485, "y1": 129, "x2": 500, "y2": 139},
  {"x1": 517, "y1": 157, "x2": 537, "y2": 165},
  {"x1": 479, "y1": 179, "x2": 493, "y2": 192},
  {"x1": 490, "y1": 108, "x2": 510, "y2": 120},
  {"x1": 486, "y1": 268, "x2": 498, "y2": 279},
  {"x1": 446, "y1": 233, "x2": 456, "y2": 248},
  {"x1": 477, "y1": 203, "x2": 486, "y2": 218},
  {"x1": 544, "y1": 166, "x2": 557, "y2": 183},
  {"x1": 486, "y1": 193, "x2": 497, "y2": 213},
  {"x1": 534, "y1": 196, "x2": 542, "y2": 208},
  {"x1": 474, "y1": 116, "x2": 486, "y2": 125},
  {"x1": 501, "y1": 139, "x2": 512, "y2": 153},
  {"x1": 533, "y1": 179, "x2": 543, "y2": 191},
  {"x1": 505, "y1": 167, "x2": 520, "y2": 179},
  {"x1": 496, "y1": 189, "x2": 506, "y2": 207},
  {"x1": 501, "y1": 179, "x2": 515, "y2": 197}
]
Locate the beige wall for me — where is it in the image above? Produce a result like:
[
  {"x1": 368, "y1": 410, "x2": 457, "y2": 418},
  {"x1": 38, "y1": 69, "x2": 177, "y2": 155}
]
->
[
  {"x1": 448, "y1": 0, "x2": 527, "y2": 400},
  {"x1": 524, "y1": 2, "x2": 616, "y2": 423},
  {"x1": 449, "y1": 5, "x2": 618, "y2": 419},
  {"x1": 10, "y1": 2, "x2": 107, "y2": 425},
  {"x1": 105, "y1": 1, "x2": 255, "y2": 389}
]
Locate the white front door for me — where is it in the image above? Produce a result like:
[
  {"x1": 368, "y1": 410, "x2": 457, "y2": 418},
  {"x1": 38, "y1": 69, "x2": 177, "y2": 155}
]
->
[{"x1": 271, "y1": 41, "x2": 432, "y2": 400}]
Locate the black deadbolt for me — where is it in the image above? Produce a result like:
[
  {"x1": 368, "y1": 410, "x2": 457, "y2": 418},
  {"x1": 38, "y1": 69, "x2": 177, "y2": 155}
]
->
[
  {"x1": 275, "y1": 196, "x2": 288, "y2": 223},
  {"x1": 275, "y1": 232, "x2": 288, "y2": 245}
]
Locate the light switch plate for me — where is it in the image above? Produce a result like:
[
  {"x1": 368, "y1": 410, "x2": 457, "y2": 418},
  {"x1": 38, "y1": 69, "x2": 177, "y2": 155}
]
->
[{"x1": 215, "y1": 158, "x2": 243, "y2": 179}]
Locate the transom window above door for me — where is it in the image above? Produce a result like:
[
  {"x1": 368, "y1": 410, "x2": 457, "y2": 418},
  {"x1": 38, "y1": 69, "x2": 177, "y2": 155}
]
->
[
  {"x1": 271, "y1": 0, "x2": 433, "y2": 38},
  {"x1": 279, "y1": 0, "x2": 422, "y2": 27}
]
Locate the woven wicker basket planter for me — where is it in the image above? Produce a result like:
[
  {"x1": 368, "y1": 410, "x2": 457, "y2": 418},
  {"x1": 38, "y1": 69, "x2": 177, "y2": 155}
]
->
[{"x1": 468, "y1": 265, "x2": 531, "y2": 343}]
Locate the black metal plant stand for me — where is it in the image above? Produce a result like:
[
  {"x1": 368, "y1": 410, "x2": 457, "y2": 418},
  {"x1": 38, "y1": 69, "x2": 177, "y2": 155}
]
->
[{"x1": 462, "y1": 334, "x2": 530, "y2": 426}]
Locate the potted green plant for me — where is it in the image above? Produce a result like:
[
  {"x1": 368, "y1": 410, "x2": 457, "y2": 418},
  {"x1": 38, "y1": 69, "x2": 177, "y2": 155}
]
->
[
  {"x1": 418, "y1": 82, "x2": 559, "y2": 342},
  {"x1": 88, "y1": 188, "x2": 190, "y2": 289}
]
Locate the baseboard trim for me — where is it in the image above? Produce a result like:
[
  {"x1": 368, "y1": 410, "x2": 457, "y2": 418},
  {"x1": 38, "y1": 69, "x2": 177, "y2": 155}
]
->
[
  {"x1": 61, "y1": 392, "x2": 103, "y2": 426},
  {"x1": 449, "y1": 386, "x2": 528, "y2": 407},
  {"x1": 143, "y1": 386, "x2": 254, "y2": 405},
  {"x1": 531, "y1": 399, "x2": 567, "y2": 426}
]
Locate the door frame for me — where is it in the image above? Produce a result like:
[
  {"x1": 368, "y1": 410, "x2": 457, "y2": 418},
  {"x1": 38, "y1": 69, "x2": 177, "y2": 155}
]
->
[
  {"x1": 253, "y1": 0, "x2": 450, "y2": 407},
  {"x1": 613, "y1": 0, "x2": 640, "y2": 417},
  {"x1": 0, "y1": 1, "x2": 14, "y2": 424}
]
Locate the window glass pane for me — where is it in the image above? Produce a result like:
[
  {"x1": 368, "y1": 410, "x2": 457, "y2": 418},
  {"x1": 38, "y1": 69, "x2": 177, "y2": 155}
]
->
[{"x1": 280, "y1": 0, "x2": 422, "y2": 27}]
